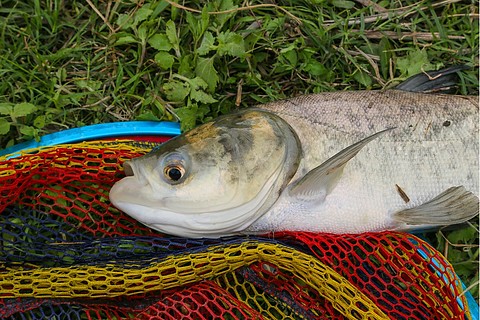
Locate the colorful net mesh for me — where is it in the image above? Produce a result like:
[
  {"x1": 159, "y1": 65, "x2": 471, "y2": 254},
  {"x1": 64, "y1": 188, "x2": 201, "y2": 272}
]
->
[{"x1": 0, "y1": 139, "x2": 474, "y2": 319}]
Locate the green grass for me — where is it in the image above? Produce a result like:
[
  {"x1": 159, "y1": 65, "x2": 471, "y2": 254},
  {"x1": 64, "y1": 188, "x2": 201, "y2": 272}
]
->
[
  {"x1": 0, "y1": 0, "x2": 478, "y2": 303},
  {"x1": 0, "y1": 0, "x2": 478, "y2": 142}
]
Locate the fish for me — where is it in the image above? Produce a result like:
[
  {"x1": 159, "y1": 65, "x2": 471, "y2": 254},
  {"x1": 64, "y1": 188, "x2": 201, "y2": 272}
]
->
[{"x1": 109, "y1": 74, "x2": 479, "y2": 238}]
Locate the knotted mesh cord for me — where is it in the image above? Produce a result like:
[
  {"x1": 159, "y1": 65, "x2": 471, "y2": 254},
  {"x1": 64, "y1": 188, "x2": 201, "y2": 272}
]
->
[{"x1": 0, "y1": 140, "x2": 472, "y2": 319}]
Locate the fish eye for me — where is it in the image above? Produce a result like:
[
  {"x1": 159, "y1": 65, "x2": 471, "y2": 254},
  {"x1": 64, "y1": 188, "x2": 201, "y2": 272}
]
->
[
  {"x1": 164, "y1": 165, "x2": 184, "y2": 182},
  {"x1": 160, "y1": 152, "x2": 189, "y2": 185}
]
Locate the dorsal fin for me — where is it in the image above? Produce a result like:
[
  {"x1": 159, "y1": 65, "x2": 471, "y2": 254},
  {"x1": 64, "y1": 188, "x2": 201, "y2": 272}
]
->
[
  {"x1": 288, "y1": 128, "x2": 393, "y2": 202},
  {"x1": 395, "y1": 65, "x2": 469, "y2": 94}
]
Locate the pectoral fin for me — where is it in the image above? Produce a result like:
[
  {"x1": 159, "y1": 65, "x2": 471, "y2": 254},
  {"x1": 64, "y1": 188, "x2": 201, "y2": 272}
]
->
[
  {"x1": 393, "y1": 186, "x2": 479, "y2": 228},
  {"x1": 289, "y1": 128, "x2": 393, "y2": 202}
]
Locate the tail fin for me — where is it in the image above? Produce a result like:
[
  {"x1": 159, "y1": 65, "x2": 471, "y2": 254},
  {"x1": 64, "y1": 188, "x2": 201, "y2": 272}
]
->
[
  {"x1": 393, "y1": 186, "x2": 479, "y2": 230},
  {"x1": 395, "y1": 65, "x2": 470, "y2": 94}
]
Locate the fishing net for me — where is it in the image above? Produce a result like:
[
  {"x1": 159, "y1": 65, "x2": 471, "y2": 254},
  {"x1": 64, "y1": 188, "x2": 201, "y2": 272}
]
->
[{"x1": 0, "y1": 138, "x2": 475, "y2": 319}]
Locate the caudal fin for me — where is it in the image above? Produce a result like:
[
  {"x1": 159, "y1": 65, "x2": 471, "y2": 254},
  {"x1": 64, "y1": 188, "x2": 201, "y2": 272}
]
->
[{"x1": 393, "y1": 186, "x2": 479, "y2": 230}]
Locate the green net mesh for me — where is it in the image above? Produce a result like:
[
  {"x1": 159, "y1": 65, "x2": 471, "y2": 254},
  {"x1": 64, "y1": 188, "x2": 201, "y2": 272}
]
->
[{"x1": 0, "y1": 139, "x2": 473, "y2": 319}]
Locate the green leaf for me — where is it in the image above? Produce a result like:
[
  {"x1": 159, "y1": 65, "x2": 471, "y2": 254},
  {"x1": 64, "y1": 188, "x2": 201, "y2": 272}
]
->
[
  {"x1": 282, "y1": 50, "x2": 298, "y2": 66},
  {"x1": 19, "y1": 125, "x2": 36, "y2": 137},
  {"x1": 33, "y1": 115, "x2": 46, "y2": 129},
  {"x1": 116, "y1": 14, "x2": 133, "y2": 30},
  {"x1": 190, "y1": 90, "x2": 217, "y2": 104},
  {"x1": 277, "y1": 43, "x2": 298, "y2": 69},
  {"x1": 265, "y1": 17, "x2": 285, "y2": 33},
  {"x1": 175, "y1": 104, "x2": 209, "y2": 131},
  {"x1": 13, "y1": 103, "x2": 37, "y2": 118},
  {"x1": 353, "y1": 70, "x2": 372, "y2": 87},
  {"x1": 197, "y1": 32, "x2": 216, "y2": 56},
  {"x1": 200, "y1": 6, "x2": 210, "y2": 36},
  {"x1": 175, "y1": 106, "x2": 197, "y2": 132},
  {"x1": 135, "y1": 111, "x2": 160, "y2": 121},
  {"x1": 447, "y1": 227, "x2": 477, "y2": 244},
  {"x1": 304, "y1": 60, "x2": 328, "y2": 76},
  {"x1": 185, "y1": 11, "x2": 208, "y2": 42},
  {"x1": 195, "y1": 57, "x2": 219, "y2": 92},
  {"x1": 279, "y1": 42, "x2": 296, "y2": 54},
  {"x1": 75, "y1": 80, "x2": 102, "y2": 91},
  {"x1": 331, "y1": 0, "x2": 355, "y2": 9},
  {"x1": 0, "y1": 118, "x2": 10, "y2": 135},
  {"x1": 163, "y1": 80, "x2": 190, "y2": 102},
  {"x1": 188, "y1": 77, "x2": 217, "y2": 103},
  {"x1": 148, "y1": 33, "x2": 172, "y2": 51},
  {"x1": 379, "y1": 37, "x2": 393, "y2": 79},
  {"x1": 453, "y1": 262, "x2": 477, "y2": 279},
  {"x1": 185, "y1": 11, "x2": 198, "y2": 37},
  {"x1": 189, "y1": 77, "x2": 209, "y2": 90},
  {"x1": 137, "y1": 23, "x2": 149, "y2": 43},
  {"x1": 154, "y1": 51, "x2": 175, "y2": 69},
  {"x1": 165, "y1": 20, "x2": 180, "y2": 56},
  {"x1": 397, "y1": 49, "x2": 434, "y2": 77},
  {"x1": 217, "y1": 31, "x2": 246, "y2": 58},
  {"x1": 0, "y1": 103, "x2": 13, "y2": 116},
  {"x1": 134, "y1": 6, "x2": 153, "y2": 26},
  {"x1": 57, "y1": 67, "x2": 67, "y2": 82},
  {"x1": 115, "y1": 35, "x2": 138, "y2": 45},
  {"x1": 447, "y1": 247, "x2": 468, "y2": 263},
  {"x1": 253, "y1": 52, "x2": 268, "y2": 64},
  {"x1": 179, "y1": 54, "x2": 194, "y2": 77},
  {"x1": 213, "y1": 0, "x2": 237, "y2": 29}
]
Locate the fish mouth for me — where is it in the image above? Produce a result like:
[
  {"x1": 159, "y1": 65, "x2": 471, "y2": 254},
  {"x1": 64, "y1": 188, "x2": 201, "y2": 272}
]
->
[
  {"x1": 109, "y1": 177, "x2": 162, "y2": 213},
  {"x1": 110, "y1": 159, "x2": 154, "y2": 209}
]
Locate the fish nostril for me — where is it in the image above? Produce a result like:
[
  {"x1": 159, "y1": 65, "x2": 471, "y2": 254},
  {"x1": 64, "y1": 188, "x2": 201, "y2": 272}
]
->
[{"x1": 123, "y1": 162, "x2": 134, "y2": 176}]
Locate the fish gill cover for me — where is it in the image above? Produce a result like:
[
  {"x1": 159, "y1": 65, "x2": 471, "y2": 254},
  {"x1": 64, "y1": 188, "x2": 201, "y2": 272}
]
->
[{"x1": 0, "y1": 139, "x2": 474, "y2": 319}]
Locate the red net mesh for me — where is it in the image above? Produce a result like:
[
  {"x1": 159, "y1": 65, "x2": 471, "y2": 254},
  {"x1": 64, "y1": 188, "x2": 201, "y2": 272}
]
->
[{"x1": 0, "y1": 139, "x2": 473, "y2": 319}]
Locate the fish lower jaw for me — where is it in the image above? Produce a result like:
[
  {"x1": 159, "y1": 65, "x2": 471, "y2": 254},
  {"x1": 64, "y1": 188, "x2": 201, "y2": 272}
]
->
[{"x1": 110, "y1": 199, "x2": 276, "y2": 238}]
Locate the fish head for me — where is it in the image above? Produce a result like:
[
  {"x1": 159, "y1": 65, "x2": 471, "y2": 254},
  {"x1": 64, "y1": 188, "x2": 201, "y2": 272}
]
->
[{"x1": 109, "y1": 109, "x2": 301, "y2": 237}]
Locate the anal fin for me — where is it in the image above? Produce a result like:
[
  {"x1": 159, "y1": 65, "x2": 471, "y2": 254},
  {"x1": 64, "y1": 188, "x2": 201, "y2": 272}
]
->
[{"x1": 393, "y1": 186, "x2": 479, "y2": 228}]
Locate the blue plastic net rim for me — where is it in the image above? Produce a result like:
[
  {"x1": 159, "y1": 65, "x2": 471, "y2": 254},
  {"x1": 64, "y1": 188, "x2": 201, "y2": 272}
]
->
[{"x1": 0, "y1": 120, "x2": 181, "y2": 158}]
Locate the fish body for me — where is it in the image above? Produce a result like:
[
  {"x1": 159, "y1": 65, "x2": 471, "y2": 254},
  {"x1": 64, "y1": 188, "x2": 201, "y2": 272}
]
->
[
  {"x1": 247, "y1": 90, "x2": 479, "y2": 234},
  {"x1": 109, "y1": 90, "x2": 479, "y2": 238}
]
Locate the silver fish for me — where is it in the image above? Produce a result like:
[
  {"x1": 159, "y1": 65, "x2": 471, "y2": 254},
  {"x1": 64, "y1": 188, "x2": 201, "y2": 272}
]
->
[{"x1": 109, "y1": 89, "x2": 479, "y2": 238}]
